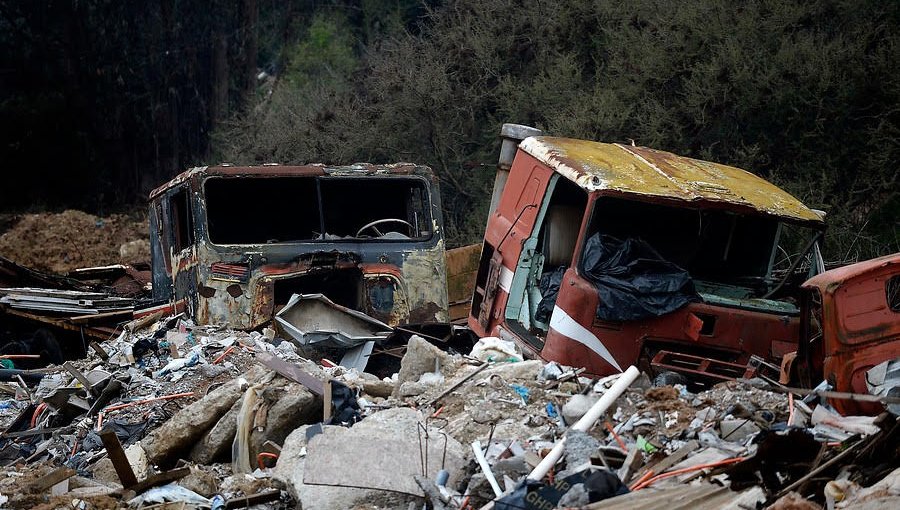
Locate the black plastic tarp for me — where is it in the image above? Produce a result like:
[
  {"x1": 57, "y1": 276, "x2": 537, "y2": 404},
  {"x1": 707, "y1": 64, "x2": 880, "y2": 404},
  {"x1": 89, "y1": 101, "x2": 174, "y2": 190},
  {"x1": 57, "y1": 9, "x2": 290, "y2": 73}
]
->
[
  {"x1": 582, "y1": 234, "x2": 698, "y2": 321},
  {"x1": 536, "y1": 266, "x2": 566, "y2": 324}
]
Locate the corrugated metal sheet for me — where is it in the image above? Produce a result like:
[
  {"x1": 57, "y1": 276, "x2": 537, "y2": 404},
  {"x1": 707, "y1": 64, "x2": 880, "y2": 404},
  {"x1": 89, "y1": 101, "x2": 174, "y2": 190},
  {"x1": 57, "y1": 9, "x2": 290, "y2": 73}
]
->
[{"x1": 519, "y1": 137, "x2": 823, "y2": 224}]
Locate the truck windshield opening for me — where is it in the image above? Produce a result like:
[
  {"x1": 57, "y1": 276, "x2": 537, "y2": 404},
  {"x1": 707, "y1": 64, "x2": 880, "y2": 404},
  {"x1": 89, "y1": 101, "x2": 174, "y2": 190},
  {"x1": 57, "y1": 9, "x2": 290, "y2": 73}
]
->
[
  {"x1": 204, "y1": 176, "x2": 432, "y2": 244},
  {"x1": 585, "y1": 197, "x2": 779, "y2": 287}
]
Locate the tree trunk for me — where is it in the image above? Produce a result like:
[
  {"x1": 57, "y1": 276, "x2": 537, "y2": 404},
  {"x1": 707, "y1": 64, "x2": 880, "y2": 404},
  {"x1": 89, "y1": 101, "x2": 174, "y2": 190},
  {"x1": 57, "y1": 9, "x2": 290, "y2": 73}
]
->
[
  {"x1": 242, "y1": 0, "x2": 258, "y2": 99},
  {"x1": 211, "y1": 31, "x2": 229, "y2": 126}
]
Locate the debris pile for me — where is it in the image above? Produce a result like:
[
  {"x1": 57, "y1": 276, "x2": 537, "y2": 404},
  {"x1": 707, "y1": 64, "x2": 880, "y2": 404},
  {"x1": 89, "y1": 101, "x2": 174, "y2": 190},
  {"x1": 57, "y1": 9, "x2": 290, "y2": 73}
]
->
[
  {"x1": 0, "y1": 314, "x2": 897, "y2": 510},
  {"x1": 0, "y1": 210, "x2": 150, "y2": 274}
]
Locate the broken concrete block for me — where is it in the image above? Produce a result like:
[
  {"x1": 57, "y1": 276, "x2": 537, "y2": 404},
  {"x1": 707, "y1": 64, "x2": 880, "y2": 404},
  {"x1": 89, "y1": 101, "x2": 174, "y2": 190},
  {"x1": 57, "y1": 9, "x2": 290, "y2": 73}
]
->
[
  {"x1": 361, "y1": 378, "x2": 394, "y2": 398},
  {"x1": 274, "y1": 425, "x2": 401, "y2": 509},
  {"x1": 189, "y1": 398, "x2": 241, "y2": 464},
  {"x1": 274, "y1": 407, "x2": 465, "y2": 509},
  {"x1": 248, "y1": 380, "x2": 319, "y2": 462},
  {"x1": 142, "y1": 365, "x2": 265, "y2": 466},
  {"x1": 483, "y1": 359, "x2": 544, "y2": 381},
  {"x1": 563, "y1": 394, "x2": 600, "y2": 425},
  {"x1": 92, "y1": 442, "x2": 150, "y2": 486},
  {"x1": 560, "y1": 430, "x2": 601, "y2": 478},
  {"x1": 199, "y1": 364, "x2": 229, "y2": 379},
  {"x1": 179, "y1": 466, "x2": 218, "y2": 498},
  {"x1": 719, "y1": 419, "x2": 762, "y2": 443},
  {"x1": 398, "y1": 381, "x2": 428, "y2": 397},
  {"x1": 392, "y1": 335, "x2": 449, "y2": 396}
]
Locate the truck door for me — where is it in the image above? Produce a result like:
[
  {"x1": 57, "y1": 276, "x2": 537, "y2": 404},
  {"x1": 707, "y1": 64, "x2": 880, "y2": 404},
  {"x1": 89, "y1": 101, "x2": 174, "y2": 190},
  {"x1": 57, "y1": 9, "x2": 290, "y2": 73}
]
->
[
  {"x1": 162, "y1": 185, "x2": 199, "y2": 310},
  {"x1": 541, "y1": 194, "x2": 632, "y2": 375},
  {"x1": 470, "y1": 155, "x2": 554, "y2": 337},
  {"x1": 823, "y1": 264, "x2": 900, "y2": 414},
  {"x1": 501, "y1": 176, "x2": 588, "y2": 354}
]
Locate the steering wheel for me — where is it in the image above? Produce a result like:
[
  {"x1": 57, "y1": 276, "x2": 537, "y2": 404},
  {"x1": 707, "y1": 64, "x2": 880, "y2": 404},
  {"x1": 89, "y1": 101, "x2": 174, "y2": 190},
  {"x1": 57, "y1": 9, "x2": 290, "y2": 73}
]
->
[{"x1": 355, "y1": 218, "x2": 414, "y2": 238}]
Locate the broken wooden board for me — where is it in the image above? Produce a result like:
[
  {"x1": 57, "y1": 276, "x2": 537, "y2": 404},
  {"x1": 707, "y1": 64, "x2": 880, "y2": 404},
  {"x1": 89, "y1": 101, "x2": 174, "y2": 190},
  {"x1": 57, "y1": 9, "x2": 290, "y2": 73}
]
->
[
  {"x1": 303, "y1": 433, "x2": 463, "y2": 497},
  {"x1": 225, "y1": 489, "x2": 282, "y2": 508},
  {"x1": 256, "y1": 352, "x2": 324, "y2": 396},
  {"x1": 99, "y1": 427, "x2": 138, "y2": 488},
  {"x1": 122, "y1": 466, "x2": 191, "y2": 495},
  {"x1": 27, "y1": 467, "x2": 76, "y2": 492}
]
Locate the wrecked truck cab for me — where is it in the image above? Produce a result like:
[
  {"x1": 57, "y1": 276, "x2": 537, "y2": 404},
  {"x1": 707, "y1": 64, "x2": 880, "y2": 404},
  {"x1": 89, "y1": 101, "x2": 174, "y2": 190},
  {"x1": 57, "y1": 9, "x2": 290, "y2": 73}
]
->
[
  {"x1": 470, "y1": 131, "x2": 826, "y2": 383},
  {"x1": 149, "y1": 163, "x2": 448, "y2": 329},
  {"x1": 793, "y1": 253, "x2": 900, "y2": 415}
]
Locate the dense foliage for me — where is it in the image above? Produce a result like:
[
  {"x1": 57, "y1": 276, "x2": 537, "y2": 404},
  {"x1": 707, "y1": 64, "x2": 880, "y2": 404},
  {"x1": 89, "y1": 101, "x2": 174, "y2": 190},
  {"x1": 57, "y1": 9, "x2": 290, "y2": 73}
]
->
[{"x1": 3, "y1": 0, "x2": 898, "y2": 260}]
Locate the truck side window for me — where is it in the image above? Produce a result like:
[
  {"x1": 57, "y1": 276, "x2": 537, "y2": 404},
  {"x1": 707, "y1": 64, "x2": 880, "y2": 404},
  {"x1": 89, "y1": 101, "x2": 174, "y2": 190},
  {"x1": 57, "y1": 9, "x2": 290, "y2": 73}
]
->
[
  {"x1": 170, "y1": 187, "x2": 194, "y2": 252},
  {"x1": 888, "y1": 275, "x2": 900, "y2": 312}
]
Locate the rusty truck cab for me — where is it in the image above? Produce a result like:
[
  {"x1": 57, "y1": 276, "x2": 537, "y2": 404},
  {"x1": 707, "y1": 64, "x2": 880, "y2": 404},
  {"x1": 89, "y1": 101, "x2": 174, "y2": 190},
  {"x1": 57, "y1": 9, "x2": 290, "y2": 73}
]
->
[
  {"x1": 149, "y1": 163, "x2": 448, "y2": 329},
  {"x1": 794, "y1": 254, "x2": 900, "y2": 414},
  {"x1": 470, "y1": 131, "x2": 826, "y2": 383}
]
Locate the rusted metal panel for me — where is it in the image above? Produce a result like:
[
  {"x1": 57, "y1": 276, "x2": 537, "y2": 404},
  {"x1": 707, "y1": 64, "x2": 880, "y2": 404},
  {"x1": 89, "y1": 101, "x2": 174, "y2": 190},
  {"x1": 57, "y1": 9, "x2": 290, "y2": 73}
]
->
[
  {"x1": 150, "y1": 163, "x2": 448, "y2": 330},
  {"x1": 802, "y1": 252, "x2": 900, "y2": 414},
  {"x1": 445, "y1": 244, "x2": 481, "y2": 322},
  {"x1": 519, "y1": 137, "x2": 824, "y2": 224}
]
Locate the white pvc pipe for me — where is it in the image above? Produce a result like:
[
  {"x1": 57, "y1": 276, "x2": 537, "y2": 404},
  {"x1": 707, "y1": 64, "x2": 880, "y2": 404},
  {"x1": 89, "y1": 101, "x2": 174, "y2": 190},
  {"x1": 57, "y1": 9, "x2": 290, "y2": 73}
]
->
[
  {"x1": 472, "y1": 440, "x2": 503, "y2": 497},
  {"x1": 527, "y1": 365, "x2": 640, "y2": 481}
]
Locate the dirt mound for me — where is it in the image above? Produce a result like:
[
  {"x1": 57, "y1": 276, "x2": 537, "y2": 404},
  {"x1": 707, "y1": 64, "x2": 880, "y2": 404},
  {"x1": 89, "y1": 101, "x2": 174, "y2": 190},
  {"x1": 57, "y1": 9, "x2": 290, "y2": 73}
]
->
[{"x1": 0, "y1": 209, "x2": 149, "y2": 274}]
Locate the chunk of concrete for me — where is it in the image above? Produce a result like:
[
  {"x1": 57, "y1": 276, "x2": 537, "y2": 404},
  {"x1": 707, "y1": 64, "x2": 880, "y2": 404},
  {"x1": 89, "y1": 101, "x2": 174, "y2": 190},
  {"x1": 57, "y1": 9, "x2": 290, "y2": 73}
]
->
[
  {"x1": 392, "y1": 336, "x2": 449, "y2": 396},
  {"x1": 248, "y1": 380, "x2": 320, "y2": 462},
  {"x1": 483, "y1": 359, "x2": 544, "y2": 381},
  {"x1": 562, "y1": 394, "x2": 600, "y2": 425},
  {"x1": 361, "y1": 379, "x2": 394, "y2": 398},
  {"x1": 189, "y1": 398, "x2": 241, "y2": 464},
  {"x1": 398, "y1": 381, "x2": 428, "y2": 397},
  {"x1": 719, "y1": 419, "x2": 761, "y2": 443},
  {"x1": 142, "y1": 365, "x2": 265, "y2": 466},
  {"x1": 274, "y1": 407, "x2": 465, "y2": 508},
  {"x1": 179, "y1": 466, "x2": 218, "y2": 498},
  {"x1": 92, "y1": 442, "x2": 150, "y2": 486}
]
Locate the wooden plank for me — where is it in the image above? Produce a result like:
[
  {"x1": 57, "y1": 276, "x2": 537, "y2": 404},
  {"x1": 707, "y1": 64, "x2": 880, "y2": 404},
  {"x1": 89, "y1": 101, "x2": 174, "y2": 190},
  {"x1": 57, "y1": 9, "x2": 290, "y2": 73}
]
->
[
  {"x1": 1, "y1": 426, "x2": 68, "y2": 438},
  {"x1": 63, "y1": 361, "x2": 94, "y2": 396},
  {"x1": 0, "y1": 308, "x2": 116, "y2": 340},
  {"x1": 225, "y1": 489, "x2": 282, "y2": 508},
  {"x1": 256, "y1": 352, "x2": 324, "y2": 396},
  {"x1": 28, "y1": 467, "x2": 76, "y2": 492},
  {"x1": 125, "y1": 309, "x2": 165, "y2": 332},
  {"x1": 617, "y1": 444, "x2": 644, "y2": 484},
  {"x1": 69, "y1": 309, "x2": 134, "y2": 324},
  {"x1": 322, "y1": 380, "x2": 333, "y2": 422},
  {"x1": 124, "y1": 466, "x2": 191, "y2": 495},
  {"x1": 99, "y1": 427, "x2": 138, "y2": 488},
  {"x1": 636, "y1": 440, "x2": 699, "y2": 479},
  {"x1": 89, "y1": 341, "x2": 110, "y2": 360}
]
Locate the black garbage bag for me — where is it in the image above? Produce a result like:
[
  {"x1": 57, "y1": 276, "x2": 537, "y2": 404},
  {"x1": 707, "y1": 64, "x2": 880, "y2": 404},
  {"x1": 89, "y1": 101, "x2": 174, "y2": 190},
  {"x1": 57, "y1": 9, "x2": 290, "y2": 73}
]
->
[
  {"x1": 535, "y1": 266, "x2": 566, "y2": 323},
  {"x1": 324, "y1": 380, "x2": 361, "y2": 426},
  {"x1": 494, "y1": 469, "x2": 629, "y2": 509},
  {"x1": 82, "y1": 419, "x2": 148, "y2": 452},
  {"x1": 583, "y1": 469, "x2": 630, "y2": 501},
  {"x1": 582, "y1": 233, "x2": 698, "y2": 321}
]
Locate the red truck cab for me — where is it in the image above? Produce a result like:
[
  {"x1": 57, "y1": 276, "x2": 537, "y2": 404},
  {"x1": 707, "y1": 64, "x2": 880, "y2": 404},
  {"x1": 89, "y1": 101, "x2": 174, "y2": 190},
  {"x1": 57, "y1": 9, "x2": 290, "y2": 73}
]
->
[
  {"x1": 794, "y1": 254, "x2": 900, "y2": 414},
  {"x1": 470, "y1": 127, "x2": 825, "y2": 384}
]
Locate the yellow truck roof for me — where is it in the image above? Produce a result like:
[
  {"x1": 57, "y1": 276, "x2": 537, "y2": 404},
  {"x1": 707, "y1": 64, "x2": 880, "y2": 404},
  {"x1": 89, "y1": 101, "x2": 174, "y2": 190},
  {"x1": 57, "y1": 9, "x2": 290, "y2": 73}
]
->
[{"x1": 520, "y1": 136, "x2": 823, "y2": 224}]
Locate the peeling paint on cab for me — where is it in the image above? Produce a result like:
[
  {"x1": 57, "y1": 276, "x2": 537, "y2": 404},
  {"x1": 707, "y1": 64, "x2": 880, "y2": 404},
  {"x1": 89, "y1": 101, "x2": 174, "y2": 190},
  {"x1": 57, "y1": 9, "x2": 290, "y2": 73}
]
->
[
  {"x1": 150, "y1": 163, "x2": 449, "y2": 330},
  {"x1": 519, "y1": 137, "x2": 824, "y2": 224}
]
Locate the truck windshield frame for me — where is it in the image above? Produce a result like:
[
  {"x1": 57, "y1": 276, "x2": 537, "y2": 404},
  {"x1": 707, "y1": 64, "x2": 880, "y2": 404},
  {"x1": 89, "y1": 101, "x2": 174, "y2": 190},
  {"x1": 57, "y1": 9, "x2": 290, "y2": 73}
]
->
[
  {"x1": 579, "y1": 196, "x2": 779, "y2": 283},
  {"x1": 576, "y1": 195, "x2": 825, "y2": 301},
  {"x1": 202, "y1": 175, "x2": 434, "y2": 246}
]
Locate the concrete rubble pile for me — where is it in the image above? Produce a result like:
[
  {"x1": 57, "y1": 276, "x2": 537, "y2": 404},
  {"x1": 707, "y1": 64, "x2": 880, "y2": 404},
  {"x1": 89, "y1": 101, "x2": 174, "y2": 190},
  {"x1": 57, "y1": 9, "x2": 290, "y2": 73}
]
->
[{"x1": 0, "y1": 313, "x2": 898, "y2": 510}]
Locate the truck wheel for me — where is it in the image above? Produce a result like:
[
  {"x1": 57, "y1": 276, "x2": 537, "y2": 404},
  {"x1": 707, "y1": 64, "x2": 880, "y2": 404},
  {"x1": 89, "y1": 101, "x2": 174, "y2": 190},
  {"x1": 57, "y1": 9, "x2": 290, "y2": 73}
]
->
[{"x1": 653, "y1": 371, "x2": 688, "y2": 387}]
